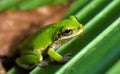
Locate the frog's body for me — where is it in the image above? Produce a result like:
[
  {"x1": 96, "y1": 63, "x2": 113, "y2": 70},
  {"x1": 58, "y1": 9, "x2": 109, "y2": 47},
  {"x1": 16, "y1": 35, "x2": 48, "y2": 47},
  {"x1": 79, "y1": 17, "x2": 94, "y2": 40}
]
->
[{"x1": 16, "y1": 16, "x2": 83, "y2": 69}]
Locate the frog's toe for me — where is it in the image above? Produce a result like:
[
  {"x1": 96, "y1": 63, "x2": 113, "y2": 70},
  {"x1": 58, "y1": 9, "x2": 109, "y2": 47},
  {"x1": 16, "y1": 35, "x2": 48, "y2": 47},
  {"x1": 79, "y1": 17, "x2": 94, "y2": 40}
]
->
[
  {"x1": 64, "y1": 53, "x2": 72, "y2": 56},
  {"x1": 59, "y1": 53, "x2": 71, "y2": 63},
  {"x1": 37, "y1": 60, "x2": 49, "y2": 66}
]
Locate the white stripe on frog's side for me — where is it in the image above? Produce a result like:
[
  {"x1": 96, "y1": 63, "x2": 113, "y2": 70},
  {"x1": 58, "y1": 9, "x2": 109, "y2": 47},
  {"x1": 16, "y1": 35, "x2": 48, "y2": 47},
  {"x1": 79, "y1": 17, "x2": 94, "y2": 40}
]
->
[
  {"x1": 51, "y1": 40, "x2": 62, "y2": 50},
  {"x1": 51, "y1": 39, "x2": 70, "y2": 50}
]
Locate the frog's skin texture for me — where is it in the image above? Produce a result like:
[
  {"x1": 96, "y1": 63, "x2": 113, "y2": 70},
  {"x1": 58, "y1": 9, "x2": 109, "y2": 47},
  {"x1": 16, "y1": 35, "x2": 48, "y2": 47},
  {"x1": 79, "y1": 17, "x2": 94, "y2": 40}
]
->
[{"x1": 16, "y1": 16, "x2": 83, "y2": 69}]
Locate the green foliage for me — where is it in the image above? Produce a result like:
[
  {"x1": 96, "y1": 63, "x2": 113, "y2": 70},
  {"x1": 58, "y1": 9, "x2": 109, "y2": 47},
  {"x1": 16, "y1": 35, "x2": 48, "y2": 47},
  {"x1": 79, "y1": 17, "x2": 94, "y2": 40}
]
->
[
  {"x1": 0, "y1": 0, "x2": 22, "y2": 11},
  {"x1": 0, "y1": 0, "x2": 69, "y2": 11},
  {"x1": 7, "y1": 0, "x2": 120, "y2": 74}
]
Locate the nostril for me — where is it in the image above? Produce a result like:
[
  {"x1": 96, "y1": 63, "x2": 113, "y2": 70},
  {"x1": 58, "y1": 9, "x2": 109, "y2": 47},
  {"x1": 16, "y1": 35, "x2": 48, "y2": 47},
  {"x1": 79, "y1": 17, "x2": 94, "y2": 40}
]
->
[{"x1": 78, "y1": 26, "x2": 80, "y2": 29}]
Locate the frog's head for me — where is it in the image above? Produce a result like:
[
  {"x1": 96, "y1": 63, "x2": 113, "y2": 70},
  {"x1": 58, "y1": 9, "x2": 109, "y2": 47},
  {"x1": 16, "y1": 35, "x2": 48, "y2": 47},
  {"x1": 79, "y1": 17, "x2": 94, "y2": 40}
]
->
[{"x1": 55, "y1": 16, "x2": 83, "y2": 41}]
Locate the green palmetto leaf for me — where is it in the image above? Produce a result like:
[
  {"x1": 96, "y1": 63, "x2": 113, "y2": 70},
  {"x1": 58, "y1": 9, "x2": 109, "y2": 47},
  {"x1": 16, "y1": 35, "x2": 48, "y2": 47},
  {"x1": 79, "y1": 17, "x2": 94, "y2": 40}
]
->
[
  {"x1": 106, "y1": 59, "x2": 120, "y2": 74},
  {"x1": 56, "y1": 17, "x2": 120, "y2": 74},
  {"x1": 7, "y1": 0, "x2": 120, "y2": 74},
  {"x1": 29, "y1": 0, "x2": 120, "y2": 74}
]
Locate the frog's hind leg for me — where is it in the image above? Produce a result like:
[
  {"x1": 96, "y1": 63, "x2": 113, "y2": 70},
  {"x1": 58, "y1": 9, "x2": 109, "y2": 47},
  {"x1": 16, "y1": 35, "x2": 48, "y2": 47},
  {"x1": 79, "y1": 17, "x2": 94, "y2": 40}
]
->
[{"x1": 16, "y1": 54, "x2": 43, "y2": 69}]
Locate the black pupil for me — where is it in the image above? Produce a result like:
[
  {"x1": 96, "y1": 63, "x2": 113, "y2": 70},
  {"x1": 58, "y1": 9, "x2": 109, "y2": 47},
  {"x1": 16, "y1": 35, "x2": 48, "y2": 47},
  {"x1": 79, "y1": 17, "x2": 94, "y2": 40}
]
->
[
  {"x1": 63, "y1": 29, "x2": 72, "y2": 36},
  {"x1": 64, "y1": 30, "x2": 71, "y2": 33}
]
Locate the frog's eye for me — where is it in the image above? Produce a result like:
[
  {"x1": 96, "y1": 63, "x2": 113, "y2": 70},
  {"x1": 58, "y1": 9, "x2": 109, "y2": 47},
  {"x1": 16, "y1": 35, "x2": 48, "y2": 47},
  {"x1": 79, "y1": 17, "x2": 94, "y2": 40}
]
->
[{"x1": 62, "y1": 29, "x2": 73, "y2": 36}]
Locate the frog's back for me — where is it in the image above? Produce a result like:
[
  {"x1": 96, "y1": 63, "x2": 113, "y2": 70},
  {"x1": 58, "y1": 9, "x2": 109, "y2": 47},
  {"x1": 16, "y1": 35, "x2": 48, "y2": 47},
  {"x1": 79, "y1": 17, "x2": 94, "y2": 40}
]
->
[
  {"x1": 19, "y1": 25, "x2": 55, "y2": 51},
  {"x1": 19, "y1": 16, "x2": 80, "y2": 51}
]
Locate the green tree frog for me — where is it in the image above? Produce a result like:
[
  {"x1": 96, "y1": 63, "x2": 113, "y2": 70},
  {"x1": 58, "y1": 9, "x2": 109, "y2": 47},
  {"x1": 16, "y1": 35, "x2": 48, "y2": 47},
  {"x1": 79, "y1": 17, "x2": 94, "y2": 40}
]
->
[{"x1": 16, "y1": 16, "x2": 83, "y2": 69}]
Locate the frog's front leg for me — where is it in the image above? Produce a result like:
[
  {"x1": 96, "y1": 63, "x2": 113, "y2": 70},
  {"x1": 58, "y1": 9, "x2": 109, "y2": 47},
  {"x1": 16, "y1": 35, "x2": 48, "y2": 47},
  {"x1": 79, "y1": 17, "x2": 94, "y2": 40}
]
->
[{"x1": 47, "y1": 49, "x2": 70, "y2": 63}]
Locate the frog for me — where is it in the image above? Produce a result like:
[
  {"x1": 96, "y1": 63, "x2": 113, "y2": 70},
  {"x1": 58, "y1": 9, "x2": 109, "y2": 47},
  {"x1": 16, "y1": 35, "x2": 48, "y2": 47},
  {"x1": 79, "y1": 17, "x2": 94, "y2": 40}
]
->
[{"x1": 16, "y1": 16, "x2": 83, "y2": 69}]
